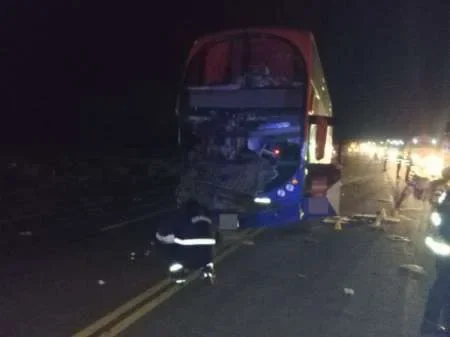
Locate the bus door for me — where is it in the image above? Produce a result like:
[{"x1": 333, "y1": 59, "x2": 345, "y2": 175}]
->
[{"x1": 303, "y1": 115, "x2": 342, "y2": 218}]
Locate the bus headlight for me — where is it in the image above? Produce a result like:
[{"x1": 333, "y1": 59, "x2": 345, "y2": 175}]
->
[
  {"x1": 277, "y1": 189, "x2": 286, "y2": 197},
  {"x1": 254, "y1": 197, "x2": 271, "y2": 204},
  {"x1": 430, "y1": 211, "x2": 442, "y2": 226},
  {"x1": 285, "y1": 183, "x2": 295, "y2": 192}
]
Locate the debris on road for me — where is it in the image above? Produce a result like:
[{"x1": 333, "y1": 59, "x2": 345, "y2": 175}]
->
[
  {"x1": 297, "y1": 273, "x2": 307, "y2": 279},
  {"x1": 368, "y1": 209, "x2": 386, "y2": 231},
  {"x1": 343, "y1": 288, "x2": 355, "y2": 296},
  {"x1": 304, "y1": 236, "x2": 319, "y2": 244},
  {"x1": 18, "y1": 231, "x2": 33, "y2": 236},
  {"x1": 322, "y1": 216, "x2": 351, "y2": 224},
  {"x1": 98, "y1": 280, "x2": 106, "y2": 286},
  {"x1": 241, "y1": 240, "x2": 255, "y2": 246},
  {"x1": 398, "y1": 264, "x2": 426, "y2": 278},
  {"x1": 353, "y1": 214, "x2": 378, "y2": 219},
  {"x1": 384, "y1": 216, "x2": 401, "y2": 223},
  {"x1": 334, "y1": 219, "x2": 343, "y2": 231},
  {"x1": 377, "y1": 198, "x2": 393, "y2": 203},
  {"x1": 387, "y1": 235, "x2": 411, "y2": 243},
  {"x1": 323, "y1": 216, "x2": 344, "y2": 223}
]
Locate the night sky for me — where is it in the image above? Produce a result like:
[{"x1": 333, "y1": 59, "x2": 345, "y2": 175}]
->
[{"x1": 3, "y1": 0, "x2": 450, "y2": 154}]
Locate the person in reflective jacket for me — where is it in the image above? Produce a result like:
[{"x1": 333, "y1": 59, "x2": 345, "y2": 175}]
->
[
  {"x1": 395, "y1": 167, "x2": 450, "y2": 211},
  {"x1": 421, "y1": 189, "x2": 450, "y2": 336},
  {"x1": 404, "y1": 151, "x2": 413, "y2": 182},
  {"x1": 396, "y1": 151, "x2": 403, "y2": 179},
  {"x1": 155, "y1": 199, "x2": 216, "y2": 284}
]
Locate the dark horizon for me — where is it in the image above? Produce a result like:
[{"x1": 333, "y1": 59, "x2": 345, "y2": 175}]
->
[{"x1": 3, "y1": 0, "x2": 449, "y2": 154}]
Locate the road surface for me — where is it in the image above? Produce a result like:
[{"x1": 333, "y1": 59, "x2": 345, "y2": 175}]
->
[{"x1": 0, "y1": 155, "x2": 436, "y2": 337}]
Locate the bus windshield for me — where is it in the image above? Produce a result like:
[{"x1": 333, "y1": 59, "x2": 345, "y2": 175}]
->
[{"x1": 185, "y1": 35, "x2": 306, "y2": 89}]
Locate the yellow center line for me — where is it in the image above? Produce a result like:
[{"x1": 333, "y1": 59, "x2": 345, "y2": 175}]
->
[{"x1": 71, "y1": 228, "x2": 257, "y2": 337}]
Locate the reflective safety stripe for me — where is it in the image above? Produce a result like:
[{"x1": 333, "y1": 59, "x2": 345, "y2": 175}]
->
[
  {"x1": 156, "y1": 232, "x2": 175, "y2": 244},
  {"x1": 173, "y1": 237, "x2": 216, "y2": 246},
  {"x1": 425, "y1": 236, "x2": 450, "y2": 256},
  {"x1": 169, "y1": 263, "x2": 183, "y2": 272},
  {"x1": 191, "y1": 215, "x2": 212, "y2": 224}
]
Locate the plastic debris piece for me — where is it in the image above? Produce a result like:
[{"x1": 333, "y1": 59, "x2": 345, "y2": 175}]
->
[
  {"x1": 98, "y1": 280, "x2": 106, "y2": 286},
  {"x1": 377, "y1": 198, "x2": 393, "y2": 203},
  {"x1": 304, "y1": 236, "x2": 319, "y2": 244},
  {"x1": 343, "y1": 288, "x2": 355, "y2": 296},
  {"x1": 241, "y1": 240, "x2": 255, "y2": 246},
  {"x1": 368, "y1": 209, "x2": 386, "y2": 230},
  {"x1": 399, "y1": 264, "x2": 426, "y2": 277},
  {"x1": 323, "y1": 216, "x2": 351, "y2": 224},
  {"x1": 297, "y1": 273, "x2": 307, "y2": 279},
  {"x1": 352, "y1": 214, "x2": 377, "y2": 219},
  {"x1": 19, "y1": 231, "x2": 32, "y2": 236},
  {"x1": 387, "y1": 235, "x2": 411, "y2": 243},
  {"x1": 385, "y1": 217, "x2": 401, "y2": 223}
]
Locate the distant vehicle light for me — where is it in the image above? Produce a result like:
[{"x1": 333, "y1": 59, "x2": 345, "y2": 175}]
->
[
  {"x1": 292, "y1": 178, "x2": 299, "y2": 184},
  {"x1": 273, "y1": 148, "x2": 281, "y2": 156},
  {"x1": 431, "y1": 138, "x2": 438, "y2": 145},
  {"x1": 412, "y1": 138, "x2": 418, "y2": 144}
]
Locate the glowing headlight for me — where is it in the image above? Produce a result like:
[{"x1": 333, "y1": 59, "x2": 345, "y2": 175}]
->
[
  {"x1": 425, "y1": 236, "x2": 450, "y2": 256},
  {"x1": 169, "y1": 262, "x2": 184, "y2": 272},
  {"x1": 277, "y1": 189, "x2": 286, "y2": 197},
  {"x1": 430, "y1": 211, "x2": 442, "y2": 226},
  {"x1": 254, "y1": 197, "x2": 271, "y2": 204},
  {"x1": 285, "y1": 183, "x2": 295, "y2": 192}
]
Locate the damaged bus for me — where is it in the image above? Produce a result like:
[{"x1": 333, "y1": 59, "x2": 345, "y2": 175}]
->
[{"x1": 175, "y1": 28, "x2": 341, "y2": 229}]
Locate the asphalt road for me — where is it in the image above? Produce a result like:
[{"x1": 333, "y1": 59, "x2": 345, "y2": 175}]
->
[
  {"x1": 0, "y1": 155, "x2": 436, "y2": 337},
  {"x1": 119, "y1": 156, "x2": 435, "y2": 337}
]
